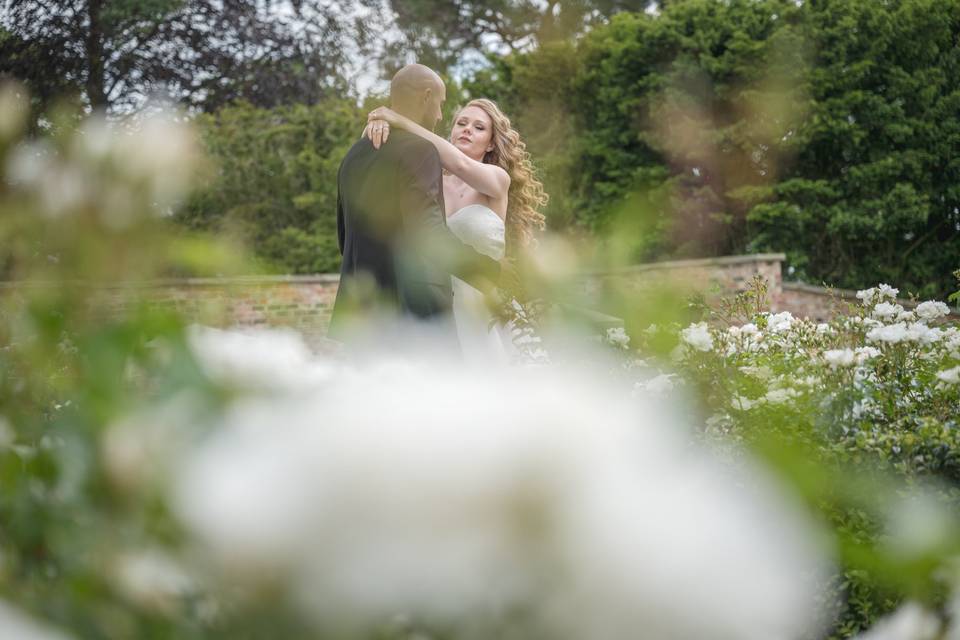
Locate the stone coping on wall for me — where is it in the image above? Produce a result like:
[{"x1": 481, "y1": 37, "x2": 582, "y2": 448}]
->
[
  {"x1": 0, "y1": 273, "x2": 342, "y2": 290},
  {"x1": 782, "y1": 281, "x2": 960, "y2": 317},
  {"x1": 580, "y1": 253, "x2": 788, "y2": 276}
]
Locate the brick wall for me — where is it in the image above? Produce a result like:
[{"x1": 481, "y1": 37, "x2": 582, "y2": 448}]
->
[
  {"x1": 578, "y1": 253, "x2": 786, "y2": 307},
  {"x1": 5, "y1": 256, "x2": 954, "y2": 346},
  {"x1": 779, "y1": 282, "x2": 960, "y2": 322},
  {"x1": 91, "y1": 275, "x2": 340, "y2": 346}
]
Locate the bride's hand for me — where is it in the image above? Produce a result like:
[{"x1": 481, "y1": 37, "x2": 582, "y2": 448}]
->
[
  {"x1": 362, "y1": 118, "x2": 391, "y2": 149},
  {"x1": 367, "y1": 106, "x2": 400, "y2": 126}
]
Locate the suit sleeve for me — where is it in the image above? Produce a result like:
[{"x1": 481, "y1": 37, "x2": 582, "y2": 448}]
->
[{"x1": 400, "y1": 148, "x2": 501, "y2": 290}]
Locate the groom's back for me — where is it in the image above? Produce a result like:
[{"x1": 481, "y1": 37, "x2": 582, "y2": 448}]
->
[
  {"x1": 330, "y1": 130, "x2": 450, "y2": 337},
  {"x1": 339, "y1": 132, "x2": 429, "y2": 244}
]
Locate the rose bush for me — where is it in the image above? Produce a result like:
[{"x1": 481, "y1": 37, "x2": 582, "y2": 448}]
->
[{"x1": 614, "y1": 279, "x2": 960, "y2": 638}]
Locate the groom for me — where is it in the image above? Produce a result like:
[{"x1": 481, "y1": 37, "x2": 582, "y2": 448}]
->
[{"x1": 328, "y1": 64, "x2": 501, "y2": 346}]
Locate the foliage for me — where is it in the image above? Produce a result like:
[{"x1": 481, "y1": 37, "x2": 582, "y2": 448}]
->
[
  {"x1": 464, "y1": 0, "x2": 960, "y2": 297},
  {"x1": 382, "y1": 0, "x2": 655, "y2": 75},
  {"x1": 3, "y1": 79, "x2": 960, "y2": 640},
  {"x1": 0, "y1": 0, "x2": 369, "y2": 114},
  {"x1": 746, "y1": 0, "x2": 960, "y2": 299},
  {"x1": 175, "y1": 99, "x2": 366, "y2": 274},
  {"x1": 0, "y1": 84, "x2": 250, "y2": 637},
  {"x1": 620, "y1": 279, "x2": 960, "y2": 637}
]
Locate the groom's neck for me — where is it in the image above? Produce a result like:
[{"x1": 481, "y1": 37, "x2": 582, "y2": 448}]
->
[{"x1": 391, "y1": 103, "x2": 430, "y2": 130}]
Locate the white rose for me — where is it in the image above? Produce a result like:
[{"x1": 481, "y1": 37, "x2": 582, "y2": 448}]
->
[
  {"x1": 644, "y1": 374, "x2": 675, "y2": 394},
  {"x1": 854, "y1": 346, "x2": 881, "y2": 363},
  {"x1": 823, "y1": 349, "x2": 855, "y2": 368},
  {"x1": 914, "y1": 301, "x2": 950, "y2": 322},
  {"x1": 866, "y1": 323, "x2": 908, "y2": 344},
  {"x1": 905, "y1": 323, "x2": 942, "y2": 345},
  {"x1": 681, "y1": 322, "x2": 714, "y2": 352},
  {"x1": 877, "y1": 283, "x2": 899, "y2": 300},
  {"x1": 936, "y1": 366, "x2": 960, "y2": 385},
  {"x1": 764, "y1": 388, "x2": 798, "y2": 404},
  {"x1": 606, "y1": 327, "x2": 630, "y2": 349},
  {"x1": 856, "y1": 288, "x2": 877, "y2": 306},
  {"x1": 766, "y1": 311, "x2": 794, "y2": 333},
  {"x1": 872, "y1": 302, "x2": 904, "y2": 320}
]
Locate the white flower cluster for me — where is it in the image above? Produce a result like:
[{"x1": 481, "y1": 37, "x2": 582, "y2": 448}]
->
[
  {"x1": 5, "y1": 110, "x2": 201, "y2": 224},
  {"x1": 161, "y1": 327, "x2": 829, "y2": 639},
  {"x1": 605, "y1": 326, "x2": 631, "y2": 350},
  {"x1": 681, "y1": 322, "x2": 713, "y2": 352},
  {"x1": 673, "y1": 284, "x2": 957, "y2": 420},
  {"x1": 856, "y1": 284, "x2": 899, "y2": 306}
]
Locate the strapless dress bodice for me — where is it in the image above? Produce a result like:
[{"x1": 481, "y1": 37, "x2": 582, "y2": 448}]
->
[{"x1": 446, "y1": 204, "x2": 505, "y2": 261}]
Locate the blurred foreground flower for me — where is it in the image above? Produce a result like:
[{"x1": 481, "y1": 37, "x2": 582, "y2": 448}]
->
[
  {"x1": 171, "y1": 328, "x2": 829, "y2": 639},
  {"x1": 0, "y1": 600, "x2": 73, "y2": 640}
]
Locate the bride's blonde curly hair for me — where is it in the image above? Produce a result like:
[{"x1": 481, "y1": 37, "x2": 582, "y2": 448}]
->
[{"x1": 453, "y1": 99, "x2": 548, "y2": 253}]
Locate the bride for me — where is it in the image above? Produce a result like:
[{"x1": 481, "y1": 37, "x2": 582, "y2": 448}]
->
[{"x1": 364, "y1": 98, "x2": 547, "y2": 363}]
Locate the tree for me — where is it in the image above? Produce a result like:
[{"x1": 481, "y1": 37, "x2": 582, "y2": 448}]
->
[
  {"x1": 0, "y1": 0, "x2": 370, "y2": 114},
  {"x1": 746, "y1": 0, "x2": 960, "y2": 297},
  {"x1": 175, "y1": 99, "x2": 366, "y2": 274},
  {"x1": 464, "y1": 0, "x2": 960, "y2": 297},
  {"x1": 382, "y1": 0, "x2": 655, "y2": 74}
]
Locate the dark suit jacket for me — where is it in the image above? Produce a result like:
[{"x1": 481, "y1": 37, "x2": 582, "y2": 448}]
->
[{"x1": 328, "y1": 131, "x2": 500, "y2": 340}]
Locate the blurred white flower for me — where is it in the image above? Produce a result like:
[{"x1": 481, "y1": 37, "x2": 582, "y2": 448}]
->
[
  {"x1": 885, "y1": 493, "x2": 957, "y2": 561},
  {"x1": 877, "y1": 284, "x2": 900, "y2": 300},
  {"x1": 0, "y1": 600, "x2": 73, "y2": 640},
  {"x1": 937, "y1": 366, "x2": 960, "y2": 385},
  {"x1": 740, "y1": 323, "x2": 759, "y2": 335},
  {"x1": 74, "y1": 117, "x2": 115, "y2": 162},
  {"x1": 905, "y1": 323, "x2": 942, "y2": 345},
  {"x1": 115, "y1": 112, "x2": 200, "y2": 204},
  {"x1": 739, "y1": 365, "x2": 772, "y2": 380},
  {"x1": 867, "y1": 323, "x2": 908, "y2": 344},
  {"x1": 816, "y1": 323, "x2": 832, "y2": 335},
  {"x1": 40, "y1": 165, "x2": 91, "y2": 216},
  {"x1": 643, "y1": 373, "x2": 675, "y2": 394},
  {"x1": 824, "y1": 349, "x2": 856, "y2": 368},
  {"x1": 873, "y1": 303, "x2": 905, "y2": 321},
  {"x1": 915, "y1": 301, "x2": 951, "y2": 322},
  {"x1": 764, "y1": 388, "x2": 799, "y2": 404},
  {"x1": 6, "y1": 141, "x2": 53, "y2": 187},
  {"x1": 856, "y1": 288, "x2": 877, "y2": 306},
  {"x1": 605, "y1": 327, "x2": 630, "y2": 349},
  {"x1": 852, "y1": 601, "x2": 940, "y2": 640},
  {"x1": 187, "y1": 325, "x2": 335, "y2": 393},
  {"x1": 855, "y1": 346, "x2": 882, "y2": 363},
  {"x1": 681, "y1": 322, "x2": 713, "y2": 352},
  {"x1": 172, "y1": 351, "x2": 828, "y2": 639},
  {"x1": 112, "y1": 549, "x2": 196, "y2": 614},
  {"x1": 766, "y1": 311, "x2": 794, "y2": 333},
  {"x1": 102, "y1": 392, "x2": 207, "y2": 491}
]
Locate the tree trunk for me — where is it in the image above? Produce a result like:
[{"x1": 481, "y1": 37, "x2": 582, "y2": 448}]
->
[{"x1": 85, "y1": 0, "x2": 107, "y2": 110}]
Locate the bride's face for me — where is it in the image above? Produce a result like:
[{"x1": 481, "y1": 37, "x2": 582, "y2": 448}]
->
[{"x1": 450, "y1": 106, "x2": 495, "y2": 160}]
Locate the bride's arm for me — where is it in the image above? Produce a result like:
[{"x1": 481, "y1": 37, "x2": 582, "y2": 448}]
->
[{"x1": 366, "y1": 107, "x2": 510, "y2": 200}]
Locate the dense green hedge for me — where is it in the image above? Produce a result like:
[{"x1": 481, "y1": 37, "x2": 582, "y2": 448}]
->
[
  {"x1": 175, "y1": 99, "x2": 365, "y2": 274},
  {"x1": 177, "y1": 0, "x2": 960, "y2": 298},
  {"x1": 466, "y1": 0, "x2": 960, "y2": 297}
]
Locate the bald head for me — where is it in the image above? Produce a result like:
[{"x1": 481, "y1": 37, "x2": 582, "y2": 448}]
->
[{"x1": 390, "y1": 64, "x2": 446, "y2": 129}]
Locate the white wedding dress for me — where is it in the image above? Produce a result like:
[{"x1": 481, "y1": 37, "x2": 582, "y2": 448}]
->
[{"x1": 446, "y1": 204, "x2": 512, "y2": 365}]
